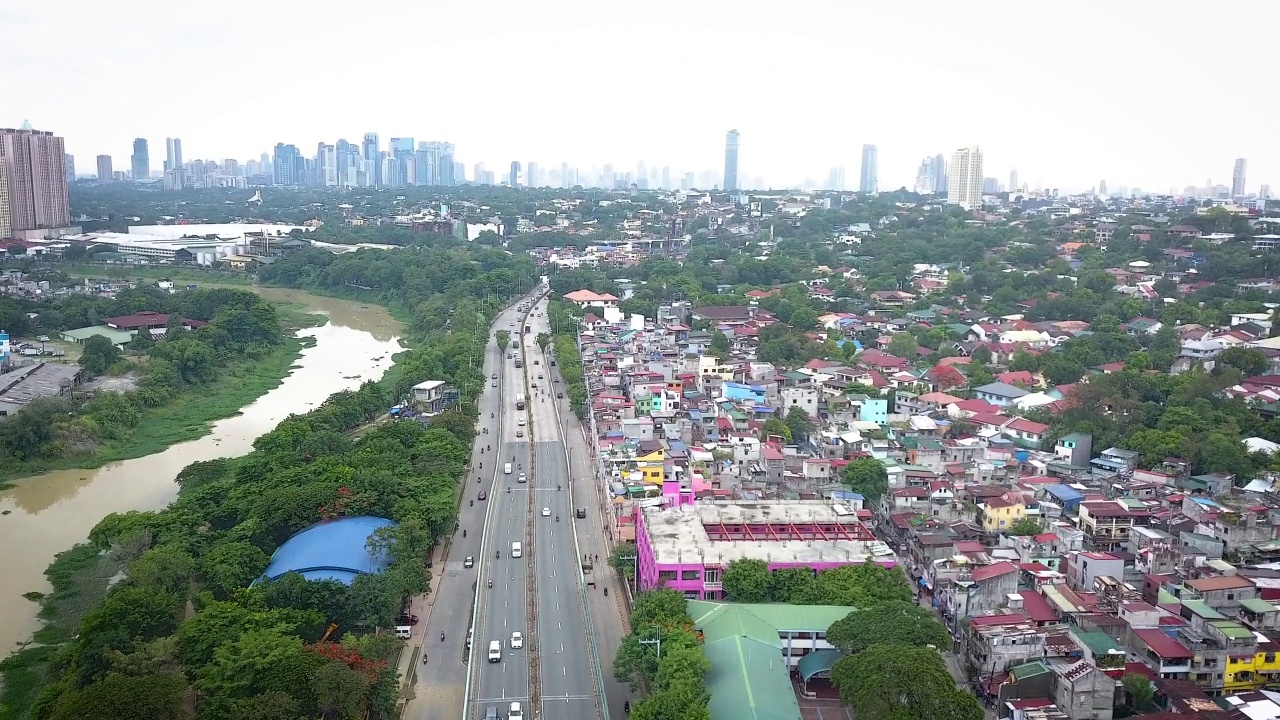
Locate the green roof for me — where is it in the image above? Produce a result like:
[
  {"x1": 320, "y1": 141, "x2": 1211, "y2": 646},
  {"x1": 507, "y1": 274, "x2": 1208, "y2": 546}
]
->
[
  {"x1": 796, "y1": 649, "x2": 842, "y2": 681},
  {"x1": 1181, "y1": 600, "x2": 1225, "y2": 620},
  {"x1": 703, "y1": 635, "x2": 801, "y2": 720},
  {"x1": 1209, "y1": 620, "x2": 1255, "y2": 640},
  {"x1": 1011, "y1": 660, "x2": 1050, "y2": 680},
  {"x1": 60, "y1": 325, "x2": 136, "y2": 345},
  {"x1": 1241, "y1": 598, "x2": 1279, "y2": 614},
  {"x1": 688, "y1": 601, "x2": 854, "y2": 639},
  {"x1": 1074, "y1": 630, "x2": 1121, "y2": 656}
]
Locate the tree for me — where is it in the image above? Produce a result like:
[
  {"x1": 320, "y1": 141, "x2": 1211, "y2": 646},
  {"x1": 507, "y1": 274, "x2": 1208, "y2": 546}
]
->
[
  {"x1": 1122, "y1": 672, "x2": 1155, "y2": 711},
  {"x1": 707, "y1": 331, "x2": 731, "y2": 358},
  {"x1": 784, "y1": 406, "x2": 815, "y2": 443},
  {"x1": 842, "y1": 457, "x2": 889, "y2": 502},
  {"x1": 826, "y1": 602, "x2": 949, "y2": 654},
  {"x1": 1215, "y1": 347, "x2": 1269, "y2": 378},
  {"x1": 760, "y1": 416, "x2": 792, "y2": 443},
  {"x1": 721, "y1": 559, "x2": 771, "y2": 603},
  {"x1": 969, "y1": 345, "x2": 992, "y2": 366},
  {"x1": 609, "y1": 542, "x2": 637, "y2": 579},
  {"x1": 831, "y1": 645, "x2": 982, "y2": 720},
  {"x1": 887, "y1": 332, "x2": 918, "y2": 359},
  {"x1": 789, "y1": 306, "x2": 819, "y2": 331},
  {"x1": 1004, "y1": 518, "x2": 1043, "y2": 536},
  {"x1": 81, "y1": 333, "x2": 122, "y2": 375},
  {"x1": 46, "y1": 673, "x2": 186, "y2": 720},
  {"x1": 495, "y1": 330, "x2": 510, "y2": 350}
]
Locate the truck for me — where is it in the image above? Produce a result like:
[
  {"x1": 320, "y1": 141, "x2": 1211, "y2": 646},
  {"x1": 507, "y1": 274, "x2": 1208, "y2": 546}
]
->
[{"x1": 515, "y1": 393, "x2": 525, "y2": 410}]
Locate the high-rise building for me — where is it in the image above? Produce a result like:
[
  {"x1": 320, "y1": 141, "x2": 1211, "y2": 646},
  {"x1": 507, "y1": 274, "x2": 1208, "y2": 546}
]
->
[
  {"x1": 96, "y1": 155, "x2": 112, "y2": 182},
  {"x1": 0, "y1": 163, "x2": 9, "y2": 238},
  {"x1": 509, "y1": 161, "x2": 522, "y2": 188},
  {"x1": 931, "y1": 154, "x2": 947, "y2": 194},
  {"x1": 828, "y1": 167, "x2": 846, "y2": 191},
  {"x1": 946, "y1": 145, "x2": 984, "y2": 210},
  {"x1": 1262, "y1": 184, "x2": 1273, "y2": 200},
  {"x1": 361, "y1": 133, "x2": 380, "y2": 188},
  {"x1": 165, "y1": 138, "x2": 175, "y2": 173},
  {"x1": 173, "y1": 138, "x2": 183, "y2": 169},
  {"x1": 1009, "y1": 168, "x2": 1019, "y2": 194},
  {"x1": 723, "y1": 129, "x2": 740, "y2": 192},
  {"x1": 859, "y1": 144, "x2": 878, "y2": 194},
  {"x1": 1233, "y1": 158, "x2": 1247, "y2": 197},
  {"x1": 272, "y1": 143, "x2": 305, "y2": 186},
  {"x1": 0, "y1": 122, "x2": 71, "y2": 233},
  {"x1": 527, "y1": 162, "x2": 540, "y2": 188},
  {"x1": 913, "y1": 158, "x2": 935, "y2": 194},
  {"x1": 64, "y1": 154, "x2": 75, "y2": 183},
  {"x1": 317, "y1": 143, "x2": 337, "y2": 186},
  {"x1": 1099, "y1": 179, "x2": 1108, "y2": 197},
  {"x1": 131, "y1": 138, "x2": 150, "y2": 180}
]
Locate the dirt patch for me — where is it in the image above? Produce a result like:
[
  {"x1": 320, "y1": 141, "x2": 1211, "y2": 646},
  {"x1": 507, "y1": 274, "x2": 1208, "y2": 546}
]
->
[{"x1": 80, "y1": 373, "x2": 140, "y2": 393}]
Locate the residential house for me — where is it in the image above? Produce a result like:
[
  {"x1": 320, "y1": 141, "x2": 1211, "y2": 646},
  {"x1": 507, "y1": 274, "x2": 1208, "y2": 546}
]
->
[{"x1": 975, "y1": 382, "x2": 1032, "y2": 407}]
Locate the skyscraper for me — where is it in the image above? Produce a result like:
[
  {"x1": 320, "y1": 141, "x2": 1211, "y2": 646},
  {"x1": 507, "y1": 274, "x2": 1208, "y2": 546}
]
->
[
  {"x1": 527, "y1": 162, "x2": 540, "y2": 188},
  {"x1": 946, "y1": 145, "x2": 984, "y2": 210},
  {"x1": 723, "y1": 129, "x2": 740, "y2": 192},
  {"x1": 931, "y1": 154, "x2": 947, "y2": 193},
  {"x1": 509, "y1": 161, "x2": 522, "y2": 188},
  {"x1": 0, "y1": 122, "x2": 71, "y2": 233},
  {"x1": 64, "y1": 154, "x2": 75, "y2": 184},
  {"x1": 1233, "y1": 158, "x2": 1247, "y2": 197},
  {"x1": 859, "y1": 144, "x2": 878, "y2": 194},
  {"x1": 361, "y1": 133, "x2": 380, "y2": 188},
  {"x1": 828, "y1": 167, "x2": 846, "y2": 191},
  {"x1": 131, "y1": 138, "x2": 150, "y2": 180},
  {"x1": 272, "y1": 143, "x2": 304, "y2": 186},
  {"x1": 1009, "y1": 168, "x2": 1019, "y2": 194},
  {"x1": 96, "y1": 155, "x2": 112, "y2": 182},
  {"x1": 913, "y1": 158, "x2": 935, "y2": 194},
  {"x1": 317, "y1": 143, "x2": 337, "y2": 186}
]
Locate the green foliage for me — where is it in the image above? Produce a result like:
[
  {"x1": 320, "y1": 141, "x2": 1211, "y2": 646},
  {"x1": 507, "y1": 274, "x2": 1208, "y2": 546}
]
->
[
  {"x1": 831, "y1": 645, "x2": 982, "y2": 720},
  {"x1": 78, "y1": 335, "x2": 121, "y2": 375},
  {"x1": 719, "y1": 560, "x2": 912, "y2": 606},
  {"x1": 43, "y1": 673, "x2": 186, "y2": 720},
  {"x1": 614, "y1": 590, "x2": 711, "y2": 720},
  {"x1": 826, "y1": 602, "x2": 949, "y2": 654},
  {"x1": 609, "y1": 542, "x2": 637, "y2": 579},
  {"x1": 1122, "y1": 672, "x2": 1155, "y2": 711},
  {"x1": 721, "y1": 559, "x2": 770, "y2": 603},
  {"x1": 1004, "y1": 518, "x2": 1043, "y2": 536},
  {"x1": 759, "y1": 417, "x2": 792, "y2": 443},
  {"x1": 842, "y1": 457, "x2": 889, "y2": 502}
]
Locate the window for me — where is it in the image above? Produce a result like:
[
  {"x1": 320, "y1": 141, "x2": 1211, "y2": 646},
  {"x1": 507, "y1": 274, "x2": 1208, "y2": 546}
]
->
[
  {"x1": 657, "y1": 571, "x2": 677, "y2": 582},
  {"x1": 682, "y1": 570, "x2": 701, "y2": 581},
  {"x1": 704, "y1": 569, "x2": 721, "y2": 584}
]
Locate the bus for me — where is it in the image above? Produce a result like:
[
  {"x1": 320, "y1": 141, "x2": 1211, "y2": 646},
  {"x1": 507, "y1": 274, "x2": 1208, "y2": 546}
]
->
[{"x1": 516, "y1": 393, "x2": 526, "y2": 410}]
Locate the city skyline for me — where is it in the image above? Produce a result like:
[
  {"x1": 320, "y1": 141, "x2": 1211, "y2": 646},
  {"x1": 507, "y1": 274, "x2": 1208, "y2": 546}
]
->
[{"x1": 4, "y1": 3, "x2": 1275, "y2": 193}]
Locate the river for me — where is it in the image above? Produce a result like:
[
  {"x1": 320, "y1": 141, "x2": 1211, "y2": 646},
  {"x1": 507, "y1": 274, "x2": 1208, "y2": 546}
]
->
[{"x1": 0, "y1": 286, "x2": 404, "y2": 656}]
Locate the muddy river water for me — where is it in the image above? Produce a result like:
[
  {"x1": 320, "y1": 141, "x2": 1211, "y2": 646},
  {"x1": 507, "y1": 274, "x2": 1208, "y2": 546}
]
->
[{"x1": 0, "y1": 286, "x2": 404, "y2": 656}]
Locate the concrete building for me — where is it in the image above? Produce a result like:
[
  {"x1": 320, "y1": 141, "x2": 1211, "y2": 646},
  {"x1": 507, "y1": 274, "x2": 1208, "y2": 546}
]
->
[
  {"x1": 0, "y1": 123, "x2": 71, "y2": 233},
  {"x1": 130, "y1": 138, "x2": 149, "y2": 181},
  {"x1": 859, "y1": 143, "x2": 878, "y2": 194},
  {"x1": 634, "y1": 499, "x2": 893, "y2": 599},
  {"x1": 410, "y1": 379, "x2": 457, "y2": 415},
  {"x1": 947, "y1": 145, "x2": 984, "y2": 210},
  {"x1": 0, "y1": 362, "x2": 84, "y2": 416},
  {"x1": 96, "y1": 154, "x2": 113, "y2": 182},
  {"x1": 723, "y1": 130, "x2": 740, "y2": 192}
]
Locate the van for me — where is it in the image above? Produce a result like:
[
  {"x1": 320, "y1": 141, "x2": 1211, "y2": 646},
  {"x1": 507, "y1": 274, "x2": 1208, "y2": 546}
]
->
[
  {"x1": 394, "y1": 626, "x2": 412, "y2": 639},
  {"x1": 483, "y1": 707, "x2": 498, "y2": 720},
  {"x1": 504, "y1": 463, "x2": 512, "y2": 474},
  {"x1": 511, "y1": 542, "x2": 522, "y2": 558},
  {"x1": 517, "y1": 417, "x2": 526, "y2": 426},
  {"x1": 487, "y1": 640, "x2": 502, "y2": 663}
]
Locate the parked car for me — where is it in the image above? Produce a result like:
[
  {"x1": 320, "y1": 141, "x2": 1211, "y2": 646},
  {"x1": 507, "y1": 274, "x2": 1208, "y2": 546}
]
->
[
  {"x1": 397, "y1": 613, "x2": 419, "y2": 625},
  {"x1": 478, "y1": 490, "x2": 488, "y2": 500}
]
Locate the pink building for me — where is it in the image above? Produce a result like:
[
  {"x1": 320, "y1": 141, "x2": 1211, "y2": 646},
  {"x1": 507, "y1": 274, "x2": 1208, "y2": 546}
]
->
[{"x1": 635, "y1": 485, "x2": 896, "y2": 599}]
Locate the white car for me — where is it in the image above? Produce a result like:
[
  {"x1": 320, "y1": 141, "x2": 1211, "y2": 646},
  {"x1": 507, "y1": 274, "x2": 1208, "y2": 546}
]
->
[
  {"x1": 542, "y1": 507, "x2": 551, "y2": 517},
  {"x1": 518, "y1": 473, "x2": 527, "y2": 484},
  {"x1": 491, "y1": 381, "x2": 497, "y2": 387},
  {"x1": 508, "y1": 702, "x2": 524, "y2": 720},
  {"x1": 464, "y1": 556, "x2": 474, "y2": 568},
  {"x1": 510, "y1": 631, "x2": 524, "y2": 649}
]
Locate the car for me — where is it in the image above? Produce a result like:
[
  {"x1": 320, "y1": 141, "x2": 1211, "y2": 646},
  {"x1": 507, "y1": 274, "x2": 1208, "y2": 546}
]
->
[
  {"x1": 537, "y1": 373, "x2": 544, "y2": 379},
  {"x1": 508, "y1": 702, "x2": 524, "y2": 720},
  {"x1": 491, "y1": 373, "x2": 497, "y2": 379},
  {"x1": 464, "y1": 556, "x2": 474, "y2": 568},
  {"x1": 542, "y1": 507, "x2": 551, "y2": 517},
  {"x1": 516, "y1": 429, "x2": 523, "y2": 437},
  {"x1": 556, "y1": 391, "x2": 564, "y2": 398},
  {"x1": 575, "y1": 507, "x2": 586, "y2": 518},
  {"x1": 533, "y1": 359, "x2": 540, "y2": 365},
  {"x1": 478, "y1": 490, "x2": 487, "y2": 500},
  {"x1": 397, "y1": 613, "x2": 419, "y2": 625},
  {"x1": 484, "y1": 706, "x2": 498, "y2": 720},
  {"x1": 491, "y1": 381, "x2": 497, "y2": 387},
  {"x1": 518, "y1": 473, "x2": 527, "y2": 483},
  {"x1": 510, "y1": 631, "x2": 524, "y2": 649}
]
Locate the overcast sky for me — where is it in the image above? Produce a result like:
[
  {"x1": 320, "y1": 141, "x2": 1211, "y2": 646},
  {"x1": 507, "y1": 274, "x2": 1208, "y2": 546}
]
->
[{"x1": 4, "y1": 1, "x2": 1276, "y2": 193}]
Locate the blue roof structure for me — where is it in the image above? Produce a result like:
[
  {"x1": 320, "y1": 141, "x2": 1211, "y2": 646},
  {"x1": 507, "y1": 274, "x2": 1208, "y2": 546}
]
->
[{"x1": 256, "y1": 516, "x2": 397, "y2": 586}]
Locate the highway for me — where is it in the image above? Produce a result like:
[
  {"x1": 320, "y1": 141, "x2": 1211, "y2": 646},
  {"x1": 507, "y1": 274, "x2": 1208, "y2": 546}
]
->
[{"x1": 410, "y1": 289, "x2": 604, "y2": 720}]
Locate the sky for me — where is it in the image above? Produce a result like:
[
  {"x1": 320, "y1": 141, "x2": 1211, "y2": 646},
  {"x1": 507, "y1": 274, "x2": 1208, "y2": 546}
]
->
[{"x1": 3, "y1": 1, "x2": 1277, "y2": 193}]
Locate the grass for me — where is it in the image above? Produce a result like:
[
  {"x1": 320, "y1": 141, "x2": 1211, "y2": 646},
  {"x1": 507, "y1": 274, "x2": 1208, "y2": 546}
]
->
[
  {"x1": 53, "y1": 263, "x2": 253, "y2": 286},
  {"x1": 0, "y1": 545, "x2": 123, "y2": 720},
  {"x1": 0, "y1": 334, "x2": 315, "y2": 483}
]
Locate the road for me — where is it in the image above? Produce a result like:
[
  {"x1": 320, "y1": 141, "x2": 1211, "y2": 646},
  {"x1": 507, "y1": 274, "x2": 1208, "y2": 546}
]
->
[
  {"x1": 408, "y1": 292, "x2": 536, "y2": 720},
  {"x1": 522, "y1": 303, "x2": 601, "y2": 720}
]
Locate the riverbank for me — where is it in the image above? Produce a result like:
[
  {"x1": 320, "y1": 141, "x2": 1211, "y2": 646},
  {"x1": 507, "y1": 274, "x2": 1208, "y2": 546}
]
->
[{"x1": 0, "y1": 308, "x2": 322, "y2": 486}]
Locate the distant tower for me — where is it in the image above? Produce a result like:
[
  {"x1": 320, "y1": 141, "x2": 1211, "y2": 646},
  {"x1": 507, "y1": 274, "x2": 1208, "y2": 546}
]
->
[
  {"x1": 946, "y1": 145, "x2": 984, "y2": 210},
  {"x1": 859, "y1": 144, "x2": 878, "y2": 193},
  {"x1": 1099, "y1": 179, "x2": 1108, "y2": 197},
  {"x1": 1233, "y1": 158, "x2": 1247, "y2": 197},
  {"x1": 723, "y1": 129, "x2": 740, "y2": 192},
  {"x1": 96, "y1": 154, "x2": 113, "y2": 182},
  {"x1": 131, "y1": 138, "x2": 150, "y2": 180},
  {"x1": 931, "y1": 154, "x2": 947, "y2": 193},
  {"x1": 1008, "y1": 168, "x2": 1019, "y2": 194},
  {"x1": 509, "y1": 161, "x2": 522, "y2": 188}
]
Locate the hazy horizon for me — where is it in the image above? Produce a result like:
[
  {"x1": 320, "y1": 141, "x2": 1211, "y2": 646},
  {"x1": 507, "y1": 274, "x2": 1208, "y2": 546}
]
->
[{"x1": 5, "y1": 1, "x2": 1276, "y2": 193}]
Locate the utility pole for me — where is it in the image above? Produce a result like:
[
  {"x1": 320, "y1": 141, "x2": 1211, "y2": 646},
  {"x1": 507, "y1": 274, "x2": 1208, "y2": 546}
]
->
[{"x1": 639, "y1": 625, "x2": 661, "y2": 661}]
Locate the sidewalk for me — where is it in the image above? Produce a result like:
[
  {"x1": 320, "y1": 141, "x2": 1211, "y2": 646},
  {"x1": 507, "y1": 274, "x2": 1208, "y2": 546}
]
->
[{"x1": 559, "y1": 396, "x2": 633, "y2": 718}]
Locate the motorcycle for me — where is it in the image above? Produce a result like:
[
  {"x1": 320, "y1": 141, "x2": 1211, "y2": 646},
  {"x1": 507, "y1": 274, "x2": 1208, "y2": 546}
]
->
[
  {"x1": 556, "y1": 515, "x2": 559, "y2": 522},
  {"x1": 495, "y1": 550, "x2": 500, "y2": 559},
  {"x1": 469, "y1": 500, "x2": 474, "y2": 507},
  {"x1": 441, "y1": 632, "x2": 446, "y2": 642},
  {"x1": 604, "y1": 587, "x2": 609, "y2": 596},
  {"x1": 488, "y1": 579, "x2": 493, "y2": 588},
  {"x1": 463, "y1": 529, "x2": 467, "y2": 537},
  {"x1": 557, "y1": 484, "x2": 561, "y2": 491},
  {"x1": 491, "y1": 412, "x2": 494, "y2": 418}
]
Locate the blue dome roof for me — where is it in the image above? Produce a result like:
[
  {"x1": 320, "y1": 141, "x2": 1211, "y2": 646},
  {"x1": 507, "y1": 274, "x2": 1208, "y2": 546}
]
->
[{"x1": 257, "y1": 516, "x2": 397, "y2": 586}]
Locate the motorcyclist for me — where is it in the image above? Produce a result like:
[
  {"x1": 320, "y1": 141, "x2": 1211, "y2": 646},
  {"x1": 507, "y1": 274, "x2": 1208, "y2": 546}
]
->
[
  {"x1": 441, "y1": 632, "x2": 445, "y2": 642},
  {"x1": 463, "y1": 529, "x2": 467, "y2": 537},
  {"x1": 469, "y1": 500, "x2": 473, "y2": 507},
  {"x1": 556, "y1": 515, "x2": 559, "y2": 522},
  {"x1": 496, "y1": 550, "x2": 500, "y2": 558}
]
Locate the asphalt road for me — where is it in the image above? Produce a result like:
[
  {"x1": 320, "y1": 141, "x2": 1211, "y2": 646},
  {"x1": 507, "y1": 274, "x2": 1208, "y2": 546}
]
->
[
  {"x1": 409, "y1": 292, "x2": 538, "y2": 720},
  {"x1": 523, "y1": 304, "x2": 600, "y2": 720}
]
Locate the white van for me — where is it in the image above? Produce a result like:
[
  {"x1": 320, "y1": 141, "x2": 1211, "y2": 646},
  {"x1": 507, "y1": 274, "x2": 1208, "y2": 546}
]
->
[
  {"x1": 517, "y1": 417, "x2": 526, "y2": 426},
  {"x1": 394, "y1": 626, "x2": 412, "y2": 639},
  {"x1": 504, "y1": 463, "x2": 512, "y2": 474},
  {"x1": 511, "y1": 542, "x2": 522, "y2": 558},
  {"x1": 487, "y1": 640, "x2": 502, "y2": 663}
]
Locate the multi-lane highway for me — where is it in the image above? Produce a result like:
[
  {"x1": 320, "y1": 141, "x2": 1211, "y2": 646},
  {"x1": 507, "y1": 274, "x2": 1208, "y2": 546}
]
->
[{"x1": 408, "y1": 290, "x2": 604, "y2": 720}]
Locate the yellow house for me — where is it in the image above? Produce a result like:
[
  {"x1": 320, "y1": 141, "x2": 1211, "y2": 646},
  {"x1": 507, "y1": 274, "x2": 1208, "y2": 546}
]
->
[
  {"x1": 636, "y1": 450, "x2": 666, "y2": 486},
  {"x1": 1225, "y1": 641, "x2": 1280, "y2": 693},
  {"x1": 981, "y1": 494, "x2": 1026, "y2": 533}
]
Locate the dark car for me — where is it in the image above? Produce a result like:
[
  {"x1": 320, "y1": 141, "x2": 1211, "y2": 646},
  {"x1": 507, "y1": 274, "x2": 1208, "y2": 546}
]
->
[
  {"x1": 398, "y1": 613, "x2": 420, "y2": 625},
  {"x1": 478, "y1": 490, "x2": 488, "y2": 501},
  {"x1": 575, "y1": 508, "x2": 586, "y2": 519},
  {"x1": 556, "y1": 391, "x2": 564, "y2": 398}
]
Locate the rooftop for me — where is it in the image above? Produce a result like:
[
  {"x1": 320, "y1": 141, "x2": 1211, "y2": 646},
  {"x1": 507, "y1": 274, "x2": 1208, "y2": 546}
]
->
[{"x1": 640, "y1": 501, "x2": 894, "y2": 567}]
